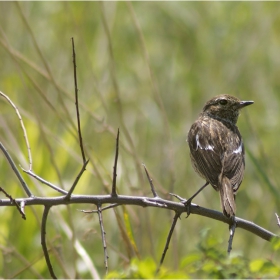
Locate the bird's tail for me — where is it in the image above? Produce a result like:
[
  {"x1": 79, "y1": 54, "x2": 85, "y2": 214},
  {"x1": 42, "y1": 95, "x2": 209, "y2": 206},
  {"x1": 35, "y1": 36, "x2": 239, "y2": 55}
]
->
[{"x1": 219, "y1": 176, "x2": 236, "y2": 217}]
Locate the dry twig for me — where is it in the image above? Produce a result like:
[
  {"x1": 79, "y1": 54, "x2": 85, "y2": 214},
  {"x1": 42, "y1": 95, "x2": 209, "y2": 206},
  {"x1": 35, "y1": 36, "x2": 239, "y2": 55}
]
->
[
  {"x1": 41, "y1": 206, "x2": 57, "y2": 279},
  {"x1": 143, "y1": 164, "x2": 158, "y2": 197},
  {"x1": 0, "y1": 142, "x2": 32, "y2": 197},
  {"x1": 111, "y1": 129, "x2": 119, "y2": 196},
  {"x1": 71, "y1": 37, "x2": 86, "y2": 164},
  {"x1": 0, "y1": 91, "x2": 32, "y2": 170},
  {"x1": 97, "y1": 204, "x2": 109, "y2": 274},
  {"x1": 0, "y1": 186, "x2": 26, "y2": 220},
  {"x1": 157, "y1": 212, "x2": 181, "y2": 274}
]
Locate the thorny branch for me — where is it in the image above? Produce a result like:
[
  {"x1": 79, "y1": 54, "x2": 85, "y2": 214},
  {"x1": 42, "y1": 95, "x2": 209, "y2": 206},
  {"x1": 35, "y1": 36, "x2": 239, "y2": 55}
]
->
[
  {"x1": 22, "y1": 169, "x2": 67, "y2": 195},
  {"x1": 0, "y1": 186, "x2": 26, "y2": 220},
  {"x1": 71, "y1": 37, "x2": 86, "y2": 164},
  {"x1": 111, "y1": 128, "x2": 119, "y2": 196},
  {"x1": 41, "y1": 206, "x2": 57, "y2": 279},
  {"x1": 157, "y1": 211, "x2": 181, "y2": 274},
  {"x1": 97, "y1": 204, "x2": 109, "y2": 274},
  {"x1": 79, "y1": 203, "x2": 119, "y2": 214},
  {"x1": 63, "y1": 38, "x2": 89, "y2": 201},
  {"x1": 0, "y1": 192, "x2": 277, "y2": 242},
  {"x1": 65, "y1": 159, "x2": 89, "y2": 199},
  {"x1": 143, "y1": 163, "x2": 158, "y2": 197},
  {"x1": 0, "y1": 141, "x2": 33, "y2": 197},
  {"x1": 0, "y1": 91, "x2": 32, "y2": 170}
]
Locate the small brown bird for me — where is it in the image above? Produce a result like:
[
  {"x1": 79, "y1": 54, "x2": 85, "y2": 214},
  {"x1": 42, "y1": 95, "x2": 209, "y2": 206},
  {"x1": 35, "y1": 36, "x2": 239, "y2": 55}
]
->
[{"x1": 187, "y1": 95, "x2": 254, "y2": 217}]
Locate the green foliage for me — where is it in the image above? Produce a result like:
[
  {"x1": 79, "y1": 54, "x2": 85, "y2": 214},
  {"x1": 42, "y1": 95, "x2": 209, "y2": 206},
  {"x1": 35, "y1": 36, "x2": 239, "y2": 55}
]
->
[{"x1": 107, "y1": 229, "x2": 280, "y2": 279}]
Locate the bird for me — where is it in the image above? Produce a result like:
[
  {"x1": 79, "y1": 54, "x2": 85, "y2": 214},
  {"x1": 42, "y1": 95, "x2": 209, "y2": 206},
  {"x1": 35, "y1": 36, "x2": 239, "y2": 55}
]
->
[{"x1": 187, "y1": 94, "x2": 254, "y2": 218}]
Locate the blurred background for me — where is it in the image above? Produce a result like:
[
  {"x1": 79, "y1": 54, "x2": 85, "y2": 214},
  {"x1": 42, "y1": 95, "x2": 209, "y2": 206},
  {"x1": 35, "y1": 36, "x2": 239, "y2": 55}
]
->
[{"x1": 0, "y1": 1, "x2": 280, "y2": 278}]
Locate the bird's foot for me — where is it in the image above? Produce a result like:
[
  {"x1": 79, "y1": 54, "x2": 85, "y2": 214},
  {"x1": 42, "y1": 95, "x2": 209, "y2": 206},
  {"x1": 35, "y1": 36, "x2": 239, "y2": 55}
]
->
[
  {"x1": 169, "y1": 193, "x2": 192, "y2": 217},
  {"x1": 183, "y1": 199, "x2": 192, "y2": 217}
]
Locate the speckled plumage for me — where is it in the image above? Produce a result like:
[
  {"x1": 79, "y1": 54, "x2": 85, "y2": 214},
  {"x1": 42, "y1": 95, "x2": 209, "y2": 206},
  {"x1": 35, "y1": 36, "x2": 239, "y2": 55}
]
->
[{"x1": 187, "y1": 95, "x2": 254, "y2": 217}]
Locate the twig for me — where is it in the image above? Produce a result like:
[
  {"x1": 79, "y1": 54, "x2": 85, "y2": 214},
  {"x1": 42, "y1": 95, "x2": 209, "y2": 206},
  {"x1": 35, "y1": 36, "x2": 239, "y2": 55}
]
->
[
  {"x1": 22, "y1": 169, "x2": 68, "y2": 195},
  {"x1": 0, "y1": 187, "x2": 26, "y2": 220},
  {"x1": 41, "y1": 206, "x2": 57, "y2": 279},
  {"x1": 157, "y1": 212, "x2": 181, "y2": 274},
  {"x1": 0, "y1": 142, "x2": 33, "y2": 197},
  {"x1": 228, "y1": 218, "x2": 237, "y2": 255},
  {"x1": 97, "y1": 204, "x2": 109, "y2": 274},
  {"x1": 79, "y1": 203, "x2": 119, "y2": 213},
  {"x1": 71, "y1": 37, "x2": 86, "y2": 164},
  {"x1": 169, "y1": 193, "x2": 187, "y2": 203},
  {"x1": 65, "y1": 159, "x2": 89, "y2": 200},
  {"x1": 111, "y1": 129, "x2": 119, "y2": 197},
  {"x1": 142, "y1": 198, "x2": 167, "y2": 208},
  {"x1": 0, "y1": 91, "x2": 32, "y2": 170},
  {"x1": 170, "y1": 182, "x2": 209, "y2": 217},
  {"x1": 143, "y1": 164, "x2": 158, "y2": 197}
]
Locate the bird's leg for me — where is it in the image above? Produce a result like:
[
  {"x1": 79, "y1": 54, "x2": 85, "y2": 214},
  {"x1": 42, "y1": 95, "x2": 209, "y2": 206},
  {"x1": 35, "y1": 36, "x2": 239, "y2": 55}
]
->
[
  {"x1": 227, "y1": 215, "x2": 237, "y2": 255},
  {"x1": 184, "y1": 181, "x2": 209, "y2": 217}
]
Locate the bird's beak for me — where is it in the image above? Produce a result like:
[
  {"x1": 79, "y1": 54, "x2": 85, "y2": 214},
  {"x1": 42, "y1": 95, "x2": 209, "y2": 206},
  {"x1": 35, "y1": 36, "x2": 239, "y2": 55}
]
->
[{"x1": 238, "y1": 100, "x2": 254, "y2": 109}]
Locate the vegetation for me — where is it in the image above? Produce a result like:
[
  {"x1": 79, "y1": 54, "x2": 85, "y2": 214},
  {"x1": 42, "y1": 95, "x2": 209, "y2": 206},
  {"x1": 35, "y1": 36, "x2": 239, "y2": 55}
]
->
[{"x1": 0, "y1": 2, "x2": 279, "y2": 278}]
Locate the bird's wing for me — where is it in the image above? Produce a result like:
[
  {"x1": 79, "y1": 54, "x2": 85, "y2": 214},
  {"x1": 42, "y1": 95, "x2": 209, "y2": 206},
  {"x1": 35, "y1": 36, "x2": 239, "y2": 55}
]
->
[
  {"x1": 222, "y1": 134, "x2": 245, "y2": 193},
  {"x1": 188, "y1": 117, "x2": 244, "y2": 191}
]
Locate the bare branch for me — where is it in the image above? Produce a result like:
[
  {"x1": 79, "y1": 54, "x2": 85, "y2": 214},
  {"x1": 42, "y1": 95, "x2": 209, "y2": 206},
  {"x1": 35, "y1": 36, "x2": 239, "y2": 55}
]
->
[
  {"x1": 41, "y1": 206, "x2": 57, "y2": 279},
  {"x1": 228, "y1": 219, "x2": 237, "y2": 255},
  {"x1": 157, "y1": 212, "x2": 180, "y2": 274},
  {"x1": 65, "y1": 159, "x2": 89, "y2": 200},
  {"x1": 0, "y1": 91, "x2": 32, "y2": 170},
  {"x1": 0, "y1": 142, "x2": 33, "y2": 197},
  {"x1": 0, "y1": 194, "x2": 276, "y2": 242},
  {"x1": 71, "y1": 38, "x2": 86, "y2": 164},
  {"x1": 22, "y1": 168, "x2": 68, "y2": 195},
  {"x1": 0, "y1": 186, "x2": 26, "y2": 220},
  {"x1": 97, "y1": 204, "x2": 109, "y2": 274},
  {"x1": 169, "y1": 192, "x2": 187, "y2": 202},
  {"x1": 142, "y1": 198, "x2": 167, "y2": 208},
  {"x1": 79, "y1": 203, "x2": 119, "y2": 213},
  {"x1": 143, "y1": 164, "x2": 158, "y2": 197},
  {"x1": 111, "y1": 129, "x2": 119, "y2": 197}
]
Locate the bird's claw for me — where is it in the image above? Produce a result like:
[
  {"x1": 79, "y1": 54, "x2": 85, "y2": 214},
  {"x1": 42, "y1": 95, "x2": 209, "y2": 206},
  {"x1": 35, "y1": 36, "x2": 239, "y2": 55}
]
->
[
  {"x1": 169, "y1": 193, "x2": 192, "y2": 217},
  {"x1": 184, "y1": 199, "x2": 192, "y2": 217}
]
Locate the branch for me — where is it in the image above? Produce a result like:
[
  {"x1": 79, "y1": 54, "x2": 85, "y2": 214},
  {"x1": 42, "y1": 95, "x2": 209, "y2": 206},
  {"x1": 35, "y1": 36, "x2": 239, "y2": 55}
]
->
[
  {"x1": 64, "y1": 159, "x2": 89, "y2": 200},
  {"x1": 41, "y1": 206, "x2": 57, "y2": 279},
  {"x1": 71, "y1": 38, "x2": 86, "y2": 164},
  {"x1": 143, "y1": 164, "x2": 158, "y2": 197},
  {"x1": 0, "y1": 186, "x2": 26, "y2": 220},
  {"x1": 22, "y1": 169, "x2": 68, "y2": 195},
  {"x1": 79, "y1": 203, "x2": 119, "y2": 213},
  {"x1": 0, "y1": 91, "x2": 32, "y2": 170},
  {"x1": 111, "y1": 129, "x2": 119, "y2": 196},
  {"x1": 157, "y1": 212, "x2": 180, "y2": 273},
  {"x1": 0, "y1": 194, "x2": 277, "y2": 242},
  {"x1": 97, "y1": 204, "x2": 109, "y2": 274},
  {"x1": 0, "y1": 142, "x2": 33, "y2": 197}
]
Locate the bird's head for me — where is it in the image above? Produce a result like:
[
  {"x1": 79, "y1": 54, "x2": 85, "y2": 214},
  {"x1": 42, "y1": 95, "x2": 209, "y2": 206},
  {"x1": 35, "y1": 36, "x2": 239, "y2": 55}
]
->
[{"x1": 202, "y1": 94, "x2": 254, "y2": 124}]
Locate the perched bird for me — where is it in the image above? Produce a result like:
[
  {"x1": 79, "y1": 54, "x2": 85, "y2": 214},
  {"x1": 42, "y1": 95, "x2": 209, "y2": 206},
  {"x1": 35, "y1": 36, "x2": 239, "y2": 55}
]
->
[{"x1": 187, "y1": 95, "x2": 254, "y2": 217}]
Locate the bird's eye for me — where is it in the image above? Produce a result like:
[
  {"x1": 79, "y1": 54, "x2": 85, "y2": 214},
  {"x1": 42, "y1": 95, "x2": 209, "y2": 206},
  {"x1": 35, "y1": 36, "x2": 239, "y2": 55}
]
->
[{"x1": 219, "y1": 99, "x2": 228, "y2": 105}]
